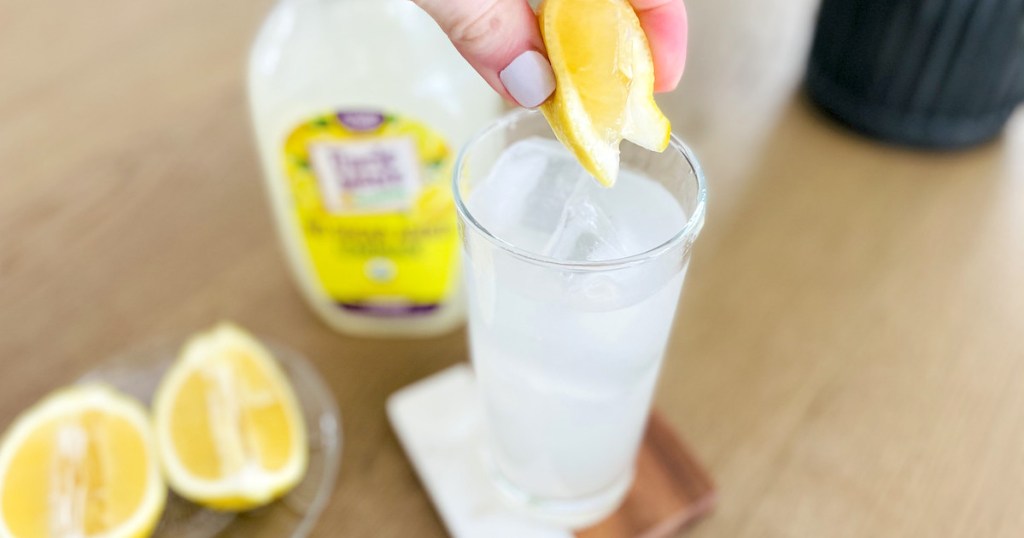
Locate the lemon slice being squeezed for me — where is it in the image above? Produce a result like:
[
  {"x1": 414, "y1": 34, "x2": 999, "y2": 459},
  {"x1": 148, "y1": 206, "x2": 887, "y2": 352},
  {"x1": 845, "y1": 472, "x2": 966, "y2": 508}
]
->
[
  {"x1": 153, "y1": 323, "x2": 307, "y2": 511},
  {"x1": 539, "y1": 0, "x2": 671, "y2": 186}
]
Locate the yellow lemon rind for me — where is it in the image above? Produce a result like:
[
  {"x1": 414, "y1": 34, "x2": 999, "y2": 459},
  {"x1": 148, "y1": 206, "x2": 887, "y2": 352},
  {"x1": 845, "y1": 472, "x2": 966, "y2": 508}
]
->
[{"x1": 538, "y1": 0, "x2": 618, "y2": 186}]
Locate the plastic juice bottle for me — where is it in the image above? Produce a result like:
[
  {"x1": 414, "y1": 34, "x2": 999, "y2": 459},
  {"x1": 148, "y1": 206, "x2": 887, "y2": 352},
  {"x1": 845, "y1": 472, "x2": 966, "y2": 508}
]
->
[{"x1": 248, "y1": 0, "x2": 502, "y2": 337}]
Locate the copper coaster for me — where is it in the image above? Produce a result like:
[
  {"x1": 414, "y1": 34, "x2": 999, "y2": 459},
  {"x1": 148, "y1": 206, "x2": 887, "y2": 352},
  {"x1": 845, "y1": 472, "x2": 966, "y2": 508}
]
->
[{"x1": 578, "y1": 412, "x2": 716, "y2": 538}]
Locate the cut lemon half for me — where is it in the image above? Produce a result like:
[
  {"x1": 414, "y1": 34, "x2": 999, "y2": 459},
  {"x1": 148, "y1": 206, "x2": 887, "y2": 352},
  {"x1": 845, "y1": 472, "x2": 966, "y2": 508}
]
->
[
  {"x1": 539, "y1": 0, "x2": 671, "y2": 186},
  {"x1": 0, "y1": 384, "x2": 165, "y2": 538},
  {"x1": 153, "y1": 323, "x2": 307, "y2": 511}
]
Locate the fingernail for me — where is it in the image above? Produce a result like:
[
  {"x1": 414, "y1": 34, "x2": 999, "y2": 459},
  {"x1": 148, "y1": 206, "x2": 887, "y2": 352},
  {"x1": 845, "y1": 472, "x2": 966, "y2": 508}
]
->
[{"x1": 499, "y1": 50, "x2": 556, "y2": 108}]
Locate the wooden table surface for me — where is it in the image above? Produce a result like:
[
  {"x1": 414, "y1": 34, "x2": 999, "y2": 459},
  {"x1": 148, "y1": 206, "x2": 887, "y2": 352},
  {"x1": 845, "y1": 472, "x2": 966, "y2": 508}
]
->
[{"x1": 2, "y1": 0, "x2": 1022, "y2": 536}]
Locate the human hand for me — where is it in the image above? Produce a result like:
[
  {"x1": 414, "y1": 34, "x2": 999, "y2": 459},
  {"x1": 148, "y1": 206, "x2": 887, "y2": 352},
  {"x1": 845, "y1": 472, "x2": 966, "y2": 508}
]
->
[{"x1": 413, "y1": 0, "x2": 688, "y2": 108}]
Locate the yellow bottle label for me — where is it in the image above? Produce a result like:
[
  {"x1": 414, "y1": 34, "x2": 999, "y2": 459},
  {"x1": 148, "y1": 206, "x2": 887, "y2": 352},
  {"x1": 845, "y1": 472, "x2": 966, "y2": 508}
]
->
[{"x1": 282, "y1": 110, "x2": 458, "y2": 317}]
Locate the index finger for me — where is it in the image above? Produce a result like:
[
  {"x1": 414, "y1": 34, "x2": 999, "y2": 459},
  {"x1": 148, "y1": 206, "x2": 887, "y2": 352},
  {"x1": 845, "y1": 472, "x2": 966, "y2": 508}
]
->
[{"x1": 630, "y1": 0, "x2": 688, "y2": 92}]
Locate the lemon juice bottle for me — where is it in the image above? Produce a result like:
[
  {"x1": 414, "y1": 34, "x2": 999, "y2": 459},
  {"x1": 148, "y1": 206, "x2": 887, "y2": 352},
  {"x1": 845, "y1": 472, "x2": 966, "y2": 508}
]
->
[{"x1": 249, "y1": 0, "x2": 501, "y2": 337}]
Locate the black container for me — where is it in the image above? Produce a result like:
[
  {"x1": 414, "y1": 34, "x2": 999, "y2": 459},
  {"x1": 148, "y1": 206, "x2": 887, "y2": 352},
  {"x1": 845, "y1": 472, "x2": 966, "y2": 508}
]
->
[{"x1": 807, "y1": 0, "x2": 1024, "y2": 148}]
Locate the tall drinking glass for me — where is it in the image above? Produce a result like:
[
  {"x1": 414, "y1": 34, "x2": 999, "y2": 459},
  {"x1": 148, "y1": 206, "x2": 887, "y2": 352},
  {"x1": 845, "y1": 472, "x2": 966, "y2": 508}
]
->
[{"x1": 454, "y1": 109, "x2": 707, "y2": 528}]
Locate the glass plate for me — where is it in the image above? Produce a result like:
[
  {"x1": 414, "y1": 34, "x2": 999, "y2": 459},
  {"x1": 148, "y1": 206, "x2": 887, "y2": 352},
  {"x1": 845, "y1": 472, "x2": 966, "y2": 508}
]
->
[{"x1": 78, "y1": 336, "x2": 342, "y2": 538}]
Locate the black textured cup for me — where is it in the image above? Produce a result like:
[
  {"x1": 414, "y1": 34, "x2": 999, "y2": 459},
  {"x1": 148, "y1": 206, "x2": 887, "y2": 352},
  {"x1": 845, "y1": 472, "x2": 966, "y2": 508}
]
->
[{"x1": 807, "y1": 0, "x2": 1024, "y2": 149}]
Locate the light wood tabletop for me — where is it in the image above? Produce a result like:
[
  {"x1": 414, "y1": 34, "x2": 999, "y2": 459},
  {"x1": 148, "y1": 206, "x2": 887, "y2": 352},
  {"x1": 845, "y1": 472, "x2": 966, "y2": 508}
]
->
[{"x1": 2, "y1": 0, "x2": 1022, "y2": 536}]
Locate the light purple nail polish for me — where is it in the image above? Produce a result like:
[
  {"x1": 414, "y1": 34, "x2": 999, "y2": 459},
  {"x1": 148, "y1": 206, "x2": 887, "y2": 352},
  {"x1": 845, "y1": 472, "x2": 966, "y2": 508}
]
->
[{"x1": 499, "y1": 50, "x2": 556, "y2": 108}]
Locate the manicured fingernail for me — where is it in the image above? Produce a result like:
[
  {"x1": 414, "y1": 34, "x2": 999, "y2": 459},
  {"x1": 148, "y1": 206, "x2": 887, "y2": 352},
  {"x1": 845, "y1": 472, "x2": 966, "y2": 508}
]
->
[{"x1": 499, "y1": 50, "x2": 556, "y2": 108}]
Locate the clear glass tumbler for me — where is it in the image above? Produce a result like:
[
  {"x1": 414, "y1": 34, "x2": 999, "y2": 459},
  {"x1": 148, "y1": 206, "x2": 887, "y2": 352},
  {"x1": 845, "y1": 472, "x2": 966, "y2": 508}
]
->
[{"x1": 453, "y1": 109, "x2": 707, "y2": 528}]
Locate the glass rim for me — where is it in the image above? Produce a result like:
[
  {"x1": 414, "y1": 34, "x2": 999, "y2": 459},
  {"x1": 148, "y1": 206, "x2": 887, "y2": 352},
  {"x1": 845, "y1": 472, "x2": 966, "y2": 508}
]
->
[{"x1": 453, "y1": 108, "x2": 708, "y2": 272}]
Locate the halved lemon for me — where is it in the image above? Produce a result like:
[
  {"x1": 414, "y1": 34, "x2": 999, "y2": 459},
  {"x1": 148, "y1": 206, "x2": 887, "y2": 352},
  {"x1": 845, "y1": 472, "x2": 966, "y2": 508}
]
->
[
  {"x1": 153, "y1": 323, "x2": 307, "y2": 511},
  {"x1": 0, "y1": 384, "x2": 165, "y2": 538},
  {"x1": 539, "y1": 0, "x2": 671, "y2": 186}
]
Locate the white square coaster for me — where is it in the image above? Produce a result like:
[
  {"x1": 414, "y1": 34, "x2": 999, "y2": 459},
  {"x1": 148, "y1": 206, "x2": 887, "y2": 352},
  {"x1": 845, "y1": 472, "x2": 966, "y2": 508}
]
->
[{"x1": 386, "y1": 364, "x2": 572, "y2": 538}]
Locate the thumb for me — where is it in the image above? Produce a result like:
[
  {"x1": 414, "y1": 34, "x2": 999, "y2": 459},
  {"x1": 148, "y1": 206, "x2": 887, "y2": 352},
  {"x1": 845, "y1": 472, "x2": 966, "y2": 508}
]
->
[{"x1": 413, "y1": 0, "x2": 556, "y2": 108}]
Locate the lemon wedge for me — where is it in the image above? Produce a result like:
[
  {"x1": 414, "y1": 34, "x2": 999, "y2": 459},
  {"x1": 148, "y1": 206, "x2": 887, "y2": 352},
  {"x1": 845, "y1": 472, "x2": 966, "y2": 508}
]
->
[
  {"x1": 539, "y1": 0, "x2": 671, "y2": 186},
  {"x1": 0, "y1": 384, "x2": 165, "y2": 538},
  {"x1": 153, "y1": 323, "x2": 307, "y2": 511}
]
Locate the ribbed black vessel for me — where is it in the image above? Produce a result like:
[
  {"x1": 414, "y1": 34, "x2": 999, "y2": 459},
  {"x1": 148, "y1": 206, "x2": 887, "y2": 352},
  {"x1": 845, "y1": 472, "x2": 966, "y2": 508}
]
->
[{"x1": 807, "y1": 0, "x2": 1024, "y2": 148}]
